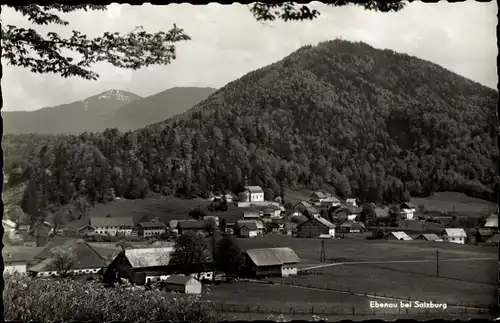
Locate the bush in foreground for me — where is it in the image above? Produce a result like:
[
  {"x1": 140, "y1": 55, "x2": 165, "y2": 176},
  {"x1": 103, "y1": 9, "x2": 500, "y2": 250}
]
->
[{"x1": 4, "y1": 273, "x2": 222, "y2": 322}]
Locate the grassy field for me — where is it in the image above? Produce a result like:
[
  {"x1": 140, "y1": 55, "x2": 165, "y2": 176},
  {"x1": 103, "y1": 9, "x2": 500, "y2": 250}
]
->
[
  {"x1": 411, "y1": 191, "x2": 497, "y2": 217},
  {"x1": 230, "y1": 235, "x2": 497, "y2": 309},
  {"x1": 86, "y1": 197, "x2": 245, "y2": 225}
]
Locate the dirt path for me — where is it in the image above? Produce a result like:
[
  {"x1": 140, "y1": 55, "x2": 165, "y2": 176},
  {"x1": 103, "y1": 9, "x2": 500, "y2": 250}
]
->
[{"x1": 300, "y1": 257, "x2": 497, "y2": 271}]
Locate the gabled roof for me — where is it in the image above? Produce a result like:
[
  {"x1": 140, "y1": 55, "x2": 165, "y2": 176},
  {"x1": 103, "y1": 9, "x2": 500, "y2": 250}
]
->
[
  {"x1": 484, "y1": 213, "x2": 498, "y2": 228},
  {"x1": 311, "y1": 192, "x2": 327, "y2": 199},
  {"x1": 137, "y1": 222, "x2": 165, "y2": 229},
  {"x1": 295, "y1": 201, "x2": 313, "y2": 209},
  {"x1": 243, "y1": 210, "x2": 261, "y2": 218},
  {"x1": 443, "y1": 228, "x2": 467, "y2": 238},
  {"x1": 123, "y1": 247, "x2": 174, "y2": 268},
  {"x1": 245, "y1": 186, "x2": 264, "y2": 193},
  {"x1": 3, "y1": 219, "x2": 17, "y2": 229},
  {"x1": 29, "y1": 239, "x2": 106, "y2": 272},
  {"x1": 164, "y1": 275, "x2": 198, "y2": 285},
  {"x1": 401, "y1": 202, "x2": 417, "y2": 209},
  {"x1": 390, "y1": 231, "x2": 412, "y2": 241},
  {"x1": 237, "y1": 220, "x2": 264, "y2": 230},
  {"x1": 312, "y1": 215, "x2": 335, "y2": 229},
  {"x1": 340, "y1": 221, "x2": 365, "y2": 229},
  {"x1": 298, "y1": 215, "x2": 334, "y2": 229},
  {"x1": 148, "y1": 240, "x2": 176, "y2": 248},
  {"x1": 90, "y1": 217, "x2": 134, "y2": 228},
  {"x1": 245, "y1": 247, "x2": 300, "y2": 267},
  {"x1": 476, "y1": 228, "x2": 494, "y2": 237},
  {"x1": 418, "y1": 233, "x2": 441, "y2": 241},
  {"x1": 321, "y1": 196, "x2": 340, "y2": 203},
  {"x1": 304, "y1": 206, "x2": 320, "y2": 216}
]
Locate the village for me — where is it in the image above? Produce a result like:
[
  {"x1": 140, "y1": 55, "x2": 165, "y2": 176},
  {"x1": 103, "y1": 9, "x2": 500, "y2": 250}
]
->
[{"x1": 3, "y1": 183, "x2": 499, "y2": 317}]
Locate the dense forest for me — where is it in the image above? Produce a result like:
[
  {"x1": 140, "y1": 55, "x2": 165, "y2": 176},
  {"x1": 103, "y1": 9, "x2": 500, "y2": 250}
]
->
[{"x1": 3, "y1": 40, "x2": 498, "y2": 222}]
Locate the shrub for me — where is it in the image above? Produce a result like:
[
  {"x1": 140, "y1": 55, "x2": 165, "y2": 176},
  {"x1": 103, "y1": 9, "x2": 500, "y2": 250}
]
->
[{"x1": 4, "y1": 273, "x2": 223, "y2": 322}]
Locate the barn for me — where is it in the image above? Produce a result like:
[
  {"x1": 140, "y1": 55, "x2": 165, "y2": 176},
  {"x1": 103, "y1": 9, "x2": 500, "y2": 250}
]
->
[
  {"x1": 28, "y1": 238, "x2": 106, "y2": 277},
  {"x1": 387, "y1": 231, "x2": 412, "y2": 241},
  {"x1": 296, "y1": 215, "x2": 335, "y2": 238},
  {"x1": 103, "y1": 247, "x2": 174, "y2": 285},
  {"x1": 243, "y1": 247, "x2": 300, "y2": 278}
]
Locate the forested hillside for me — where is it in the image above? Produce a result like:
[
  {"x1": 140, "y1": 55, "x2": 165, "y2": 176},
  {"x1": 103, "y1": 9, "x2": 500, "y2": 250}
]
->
[{"x1": 4, "y1": 40, "x2": 498, "y2": 221}]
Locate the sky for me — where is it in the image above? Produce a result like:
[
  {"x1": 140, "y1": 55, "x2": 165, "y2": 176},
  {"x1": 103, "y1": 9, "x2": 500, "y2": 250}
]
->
[{"x1": 1, "y1": 2, "x2": 497, "y2": 111}]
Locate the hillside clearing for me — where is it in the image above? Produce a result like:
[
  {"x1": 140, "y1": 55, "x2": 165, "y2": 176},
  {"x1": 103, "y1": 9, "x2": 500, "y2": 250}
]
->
[{"x1": 411, "y1": 192, "x2": 497, "y2": 217}]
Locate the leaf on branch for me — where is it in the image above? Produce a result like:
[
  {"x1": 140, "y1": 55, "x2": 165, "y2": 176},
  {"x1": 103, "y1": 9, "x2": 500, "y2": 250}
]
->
[
  {"x1": 250, "y1": 0, "x2": 406, "y2": 22},
  {"x1": 1, "y1": 23, "x2": 191, "y2": 80}
]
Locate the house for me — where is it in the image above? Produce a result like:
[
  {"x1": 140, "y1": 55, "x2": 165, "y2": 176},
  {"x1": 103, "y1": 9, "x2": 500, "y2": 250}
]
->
[
  {"x1": 103, "y1": 247, "x2": 174, "y2": 285},
  {"x1": 400, "y1": 202, "x2": 417, "y2": 220},
  {"x1": 339, "y1": 221, "x2": 365, "y2": 233},
  {"x1": 474, "y1": 228, "x2": 495, "y2": 243},
  {"x1": 78, "y1": 224, "x2": 96, "y2": 236},
  {"x1": 387, "y1": 231, "x2": 412, "y2": 241},
  {"x1": 309, "y1": 192, "x2": 327, "y2": 203},
  {"x1": 177, "y1": 220, "x2": 208, "y2": 236},
  {"x1": 302, "y1": 206, "x2": 320, "y2": 219},
  {"x1": 243, "y1": 247, "x2": 300, "y2": 278},
  {"x1": 335, "y1": 206, "x2": 362, "y2": 221},
  {"x1": 321, "y1": 196, "x2": 341, "y2": 208},
  {"x1": 136, "y1": 221, "x2": 165, "y2": 237},
  {"x1": 223, "y1": 193, "x2": 234, "y2": 203},
  {"x1": 416, "y1": 233, "x2": 442, "y2": 242},
  {"x1": 283, "y1": 222, "x2": 297, "y2": 236},
  {"x1": 4, "y1": 252, "x2": 29, "y2": 274},
  {"x1": 484, "y1": 213, "x2": 498, "y2": 229},
  {"x1": 159, "y1": 275, "x2": 202, "y2": 294},
  {"x1": 296, "y1": 215, "x2": 335, "y2": 238},
  {"x1": 345, "y1": 198, "x2": 358, "y2": 207},
  {"x1": 28, "y1": 238, "x2": 107, "y2": 277},
  {"x1": 169, "y1": 220, "x2": 179, "y2": 233},
  {"x1": 244, "y1": 186, "x2": 265, "y2": 202},
  {"x1": 262, "y1": 205, "x2": 282, "y2": 218},
  {"x1": 90, "y1": 216, "x2": 134, "y2": 236},
  {"x1": 237, "y1": 220, "x2": 264, "y2": 237},
  {"x1": 3, "y1": 219, "x2": 17, "y2": 231},
  {"x1": 243, "y1": 210, "x2": 261, "y2": 220},
  {"x1": 225, "y1": 222, "x2": 236, "y2": 235},
  {"x1": 442, "y1": 228, "x2": 467, "y2": 244}
]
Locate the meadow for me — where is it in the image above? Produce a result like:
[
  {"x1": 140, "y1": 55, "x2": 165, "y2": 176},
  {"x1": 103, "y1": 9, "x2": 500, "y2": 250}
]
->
[
  {"x1": 229, "y1": 235, "x2": 498, "y2": 311},
  {"x1": 410, "y1": 191, "x2": 497, "y2": 217}
]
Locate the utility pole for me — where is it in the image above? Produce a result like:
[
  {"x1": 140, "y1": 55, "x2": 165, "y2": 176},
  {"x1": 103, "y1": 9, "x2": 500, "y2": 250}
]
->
[
  {"x1": 320, "y1": 240, "x2": 326, "y2": 263},
  {"x1": 436, "y1": 250, "x2": 439, "y2": 278}
]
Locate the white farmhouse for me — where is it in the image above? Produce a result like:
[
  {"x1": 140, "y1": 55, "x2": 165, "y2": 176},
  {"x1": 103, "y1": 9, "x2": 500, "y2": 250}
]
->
[
  {"x1": 237, "y1": 220, "x2": 264, "y2": 237},
  {"x1": 442, "y1": 228, "x2": 467, "y2": 244},
  {"x1": 244, "y1": 186, "x2": 265, "y2": 202},
  {"x1": 400, "y1": 202, "x2": 417, "y2": 220},
  {"x1": 345, "y1": 198, "x2": 358, "y2": 207},
  {"x1": 90, "y1": 216, "x2": 135, "y2": 236},
  {"x1": 4, "y1": 253, "x2": 29, "y2": 275}
]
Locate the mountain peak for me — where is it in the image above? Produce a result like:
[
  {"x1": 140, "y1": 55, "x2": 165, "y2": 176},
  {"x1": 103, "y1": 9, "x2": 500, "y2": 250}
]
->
[{"x1": 91, "y1": 89, "x2": 141, "y2": 102}]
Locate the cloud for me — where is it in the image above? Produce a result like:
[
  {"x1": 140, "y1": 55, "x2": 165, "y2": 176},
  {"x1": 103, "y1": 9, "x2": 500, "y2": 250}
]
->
[{"x1": 1, "y1": 2, "x2": 497, "y2": 111}]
